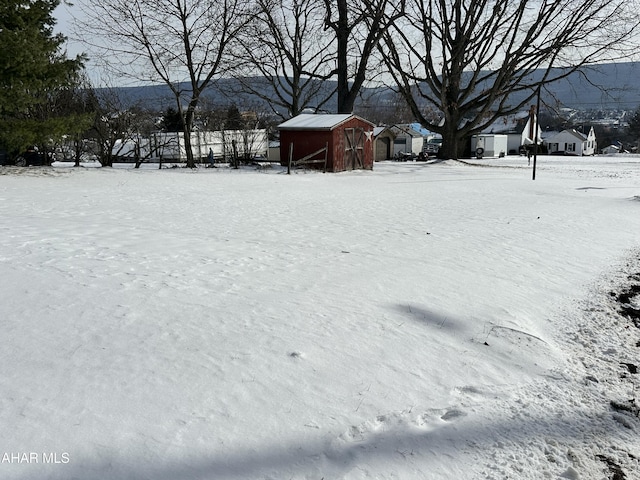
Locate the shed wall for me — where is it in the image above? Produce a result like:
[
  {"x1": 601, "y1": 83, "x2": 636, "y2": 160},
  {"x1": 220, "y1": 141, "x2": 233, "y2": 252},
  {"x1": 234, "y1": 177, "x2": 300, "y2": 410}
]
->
[
  {"x1": 374, "y1": 133, "x2": 393, "y2": 161},
  {"x1": 279, "y1": 117, "x2": 374, "y2": 172},
  {"x1": 279, "y1": 130, "x2": 334, "y2": 169}
]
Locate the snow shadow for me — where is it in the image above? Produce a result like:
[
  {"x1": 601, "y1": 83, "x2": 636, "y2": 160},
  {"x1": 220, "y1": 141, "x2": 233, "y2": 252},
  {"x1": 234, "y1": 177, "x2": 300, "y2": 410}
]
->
[
  {"x1": 392, "y1": 303, "x2": 466, "y2": 332},
  {"x1": 7, "y1": 405, "x2": 634, "y2": 480}
]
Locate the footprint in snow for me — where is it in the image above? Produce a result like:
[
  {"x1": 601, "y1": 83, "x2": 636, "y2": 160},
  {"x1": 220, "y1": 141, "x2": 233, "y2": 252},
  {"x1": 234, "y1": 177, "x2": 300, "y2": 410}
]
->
[
  {"x1": 415, "y1": 407, "x2": 467, "y2": 430},
  {"x1": 441, "y1": 408, "x2": 467, "y2": 421}
]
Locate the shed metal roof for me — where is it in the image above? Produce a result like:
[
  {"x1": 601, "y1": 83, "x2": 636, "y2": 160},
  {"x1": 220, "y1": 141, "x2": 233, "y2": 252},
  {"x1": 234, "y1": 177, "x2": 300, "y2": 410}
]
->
[{"x1": 278, "y1": 114, "x2": 373, "y2": 130}]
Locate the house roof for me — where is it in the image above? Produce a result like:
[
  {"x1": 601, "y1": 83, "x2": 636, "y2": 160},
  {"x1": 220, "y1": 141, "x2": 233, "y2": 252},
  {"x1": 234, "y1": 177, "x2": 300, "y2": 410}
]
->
[
  {"x1": 541, "y1": 130, "x2": 562, "y2": 140},
  {"x1": 483, "y1": 111, "x2": 530, "y2": 135},
  {"x1": 391, "y1": 124, "x2": 425, "y2": 137},
  {"x1": 570, "y1": 129, "x2": 588, "y2": 141},
  {"x1": 546, "y1": 129, "x2": 588, "y2": 143},
  {"x1": 278, "y1": 114, "x2": 374, "y2": 131},
  {"x1": 409, "y1": 123, "x2": 433, "y2": 136},
  {"x1": 373, "y1": 126, "x2": 393, "y2": 137}
]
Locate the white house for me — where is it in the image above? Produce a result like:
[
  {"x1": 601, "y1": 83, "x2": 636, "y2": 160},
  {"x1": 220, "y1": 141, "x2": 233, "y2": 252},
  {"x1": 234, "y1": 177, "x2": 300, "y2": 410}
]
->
[
  {"x1": 481, "y1": 110, "x2": 542, "y2": 155},
  {"x1": 544, "y1": 127, "x2": 596, "y2": 156}
]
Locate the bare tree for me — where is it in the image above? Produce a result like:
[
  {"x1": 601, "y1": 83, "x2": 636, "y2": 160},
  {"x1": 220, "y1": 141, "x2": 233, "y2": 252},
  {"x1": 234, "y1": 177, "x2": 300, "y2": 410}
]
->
[
  {"x1": 323, "y1": 0, "x2": 405, "y2": 113},
  {"x1": 235, "y1": 0, "x2": 336, "y2": 119},
  {"x1": 381, "y1": 0, "x2": 640, "y2": 159},
  {"x1": 84, "y1": 85, "x2": 156, "y2": 167},
  {"x1": 78, "y1": 0, "x2": 253, "y2": 167},
  {"x1": 234, "y1": 0, "x2": 404, "y2": 117},
  {"x1": 355, "y1": 90, "x2": 414, "y2": 125}
]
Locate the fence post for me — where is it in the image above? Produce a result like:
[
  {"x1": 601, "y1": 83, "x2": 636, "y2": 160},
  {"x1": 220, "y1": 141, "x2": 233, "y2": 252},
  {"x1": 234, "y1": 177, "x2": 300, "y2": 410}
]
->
[
  {"x1": 323, "y1": 142, "x2": 328, "y2": 173},
  {"x1": 287, "y1": 142, "x2": 293, "y2": 175}
]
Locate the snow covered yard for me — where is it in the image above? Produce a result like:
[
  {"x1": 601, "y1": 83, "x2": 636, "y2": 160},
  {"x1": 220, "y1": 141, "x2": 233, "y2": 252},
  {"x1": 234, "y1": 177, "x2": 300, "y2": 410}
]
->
[{"x1": 1, "y1": 156, "x2": 640, "y2": 479}]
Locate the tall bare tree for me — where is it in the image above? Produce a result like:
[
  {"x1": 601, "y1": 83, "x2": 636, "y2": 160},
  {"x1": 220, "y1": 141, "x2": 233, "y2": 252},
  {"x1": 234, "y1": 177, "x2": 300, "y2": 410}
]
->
[
  {"x1": 323, "y1": 0, "x2": 405, "y2": 113},
  {"x1": 79, "y1": 0, "x2": 253, "y2": 167},
  {"x1": 76, "y1": 82, "x2": 156, "y2": 167},
  {"x1": 381, "y1": 0, "x2": 640, "y2": 159},
  {"x1": 235, "y1": 0, "x2": 404, "y2": 116},
  {"x1": 235, "y1": 0, "x2": 336, "y2": 119}
]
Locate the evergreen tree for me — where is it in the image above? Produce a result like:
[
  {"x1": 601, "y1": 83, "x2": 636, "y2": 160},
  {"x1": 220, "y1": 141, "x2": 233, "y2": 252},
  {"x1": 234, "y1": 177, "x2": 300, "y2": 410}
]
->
[
  {"x1": 161, "y1": 107, "x2": 184, "y2": 132},
  {"x1": 0, "y1": 0, "x2": 85, "y2": 156},
  {"x1": 225, "y1": 105, "x2": 245, "y2": 130}
]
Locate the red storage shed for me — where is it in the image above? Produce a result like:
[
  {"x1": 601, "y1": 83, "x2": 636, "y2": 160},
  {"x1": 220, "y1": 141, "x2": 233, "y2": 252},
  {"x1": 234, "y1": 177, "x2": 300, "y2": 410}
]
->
[{"x1": 278, "y1": 114, "x2": 375, "y2": 172}]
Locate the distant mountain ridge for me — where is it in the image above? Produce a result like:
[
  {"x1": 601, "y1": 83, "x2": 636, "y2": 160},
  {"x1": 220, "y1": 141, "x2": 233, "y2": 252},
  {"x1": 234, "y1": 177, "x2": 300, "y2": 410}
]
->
[
  {"x1": 105, "y1": 61, "x2": 640, "y2": 115},
  {"x1": 520, "y1": 62, "x2": 640, "y2": 110}
]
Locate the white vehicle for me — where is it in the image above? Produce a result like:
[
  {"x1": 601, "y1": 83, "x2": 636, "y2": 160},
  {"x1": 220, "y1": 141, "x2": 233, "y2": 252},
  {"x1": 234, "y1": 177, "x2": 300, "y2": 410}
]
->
[{"x1": 423, "y1": 137, "x2": 442, "y2": 154}]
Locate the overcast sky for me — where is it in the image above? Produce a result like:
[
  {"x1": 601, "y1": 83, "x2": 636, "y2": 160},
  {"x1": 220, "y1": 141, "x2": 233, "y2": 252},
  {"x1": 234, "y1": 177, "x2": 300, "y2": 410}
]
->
[
  {"x1": 53, "y1": 2, "x2": 119, "y2": 85},
  {"x1": 54, "y1": 2, "x2": 85, "y2": 58}
]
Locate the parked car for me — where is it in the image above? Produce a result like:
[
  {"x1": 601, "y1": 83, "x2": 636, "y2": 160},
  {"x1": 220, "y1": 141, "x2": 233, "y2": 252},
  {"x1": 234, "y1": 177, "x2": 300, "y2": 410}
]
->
[
  {"x1": 394, "y1": 151, "x2": 416, "y2": 161},
  {"x1": 15, "y1": 147, "x2": 45, "y2": 166},
  {"x1": 12, "y1": 147, "x2": 49, "y2": 166}
]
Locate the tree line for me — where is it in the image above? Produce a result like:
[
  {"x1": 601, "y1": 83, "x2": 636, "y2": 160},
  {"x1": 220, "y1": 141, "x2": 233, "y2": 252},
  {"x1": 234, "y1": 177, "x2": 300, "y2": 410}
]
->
[{"x1": 2, "y1": 0, "x2": 640, "y2": 167}]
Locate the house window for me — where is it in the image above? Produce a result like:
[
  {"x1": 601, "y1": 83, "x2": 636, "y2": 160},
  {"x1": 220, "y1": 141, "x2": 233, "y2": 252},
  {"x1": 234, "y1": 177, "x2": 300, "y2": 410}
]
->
[{"x1": 566, "y1": 143, "x2": 575, "y2": 152}]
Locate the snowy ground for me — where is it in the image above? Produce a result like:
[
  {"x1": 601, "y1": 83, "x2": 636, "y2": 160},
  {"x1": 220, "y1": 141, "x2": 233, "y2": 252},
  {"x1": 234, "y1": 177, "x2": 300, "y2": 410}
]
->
[{"x1": 1, "y1": 155, "x2": 640, "y2": 479}]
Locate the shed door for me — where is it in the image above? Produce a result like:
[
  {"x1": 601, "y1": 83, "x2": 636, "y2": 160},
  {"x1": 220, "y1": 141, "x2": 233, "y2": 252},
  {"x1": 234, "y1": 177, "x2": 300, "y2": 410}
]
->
[{"x1": 344, "y1": 128, "x2": 365, "y2": 170}]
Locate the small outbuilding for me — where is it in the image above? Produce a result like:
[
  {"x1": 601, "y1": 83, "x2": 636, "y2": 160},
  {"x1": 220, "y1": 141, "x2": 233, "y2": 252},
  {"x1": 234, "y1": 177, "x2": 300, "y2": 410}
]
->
[
  {"x1": 278, "y1": 114, "x2": 375, "y2": 172},
  {"x1": 389, "y1": 124, "x2": 426, "y2": 158},
  {"x1": 373, "y1": 126, "x2": 395, "y2": 161},
  {"x1": 470, "y1": 134, "x2": 508, "y2": 158}
]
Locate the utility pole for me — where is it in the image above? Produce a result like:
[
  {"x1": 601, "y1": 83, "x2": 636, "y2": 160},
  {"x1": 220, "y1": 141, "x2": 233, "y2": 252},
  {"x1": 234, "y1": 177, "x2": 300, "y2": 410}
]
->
[{"x1": 532, "y1": 85, "x2": 541, "y2": 180}]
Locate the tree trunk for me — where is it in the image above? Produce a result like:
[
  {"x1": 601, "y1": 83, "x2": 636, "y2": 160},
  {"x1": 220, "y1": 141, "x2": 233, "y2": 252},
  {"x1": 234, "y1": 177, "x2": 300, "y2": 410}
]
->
[
  {"x1": 335, "y1": 0, "x2": 351, "y2": 114},
  {"x1": 183, "y1": 103, "x2": 197, "y2": 168},
  {"x1": 438, "y1": 125, "x2": 463, "y2": 160},
  {"x1": 73, "y1": 134, "x2": 82, "y2": 167},
  {"x1": 182, "y1": 127, "x2": 195, "y2": 168},
  {"x1": 134, "y1": 142, "x2": 142, "y2": 168}
]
